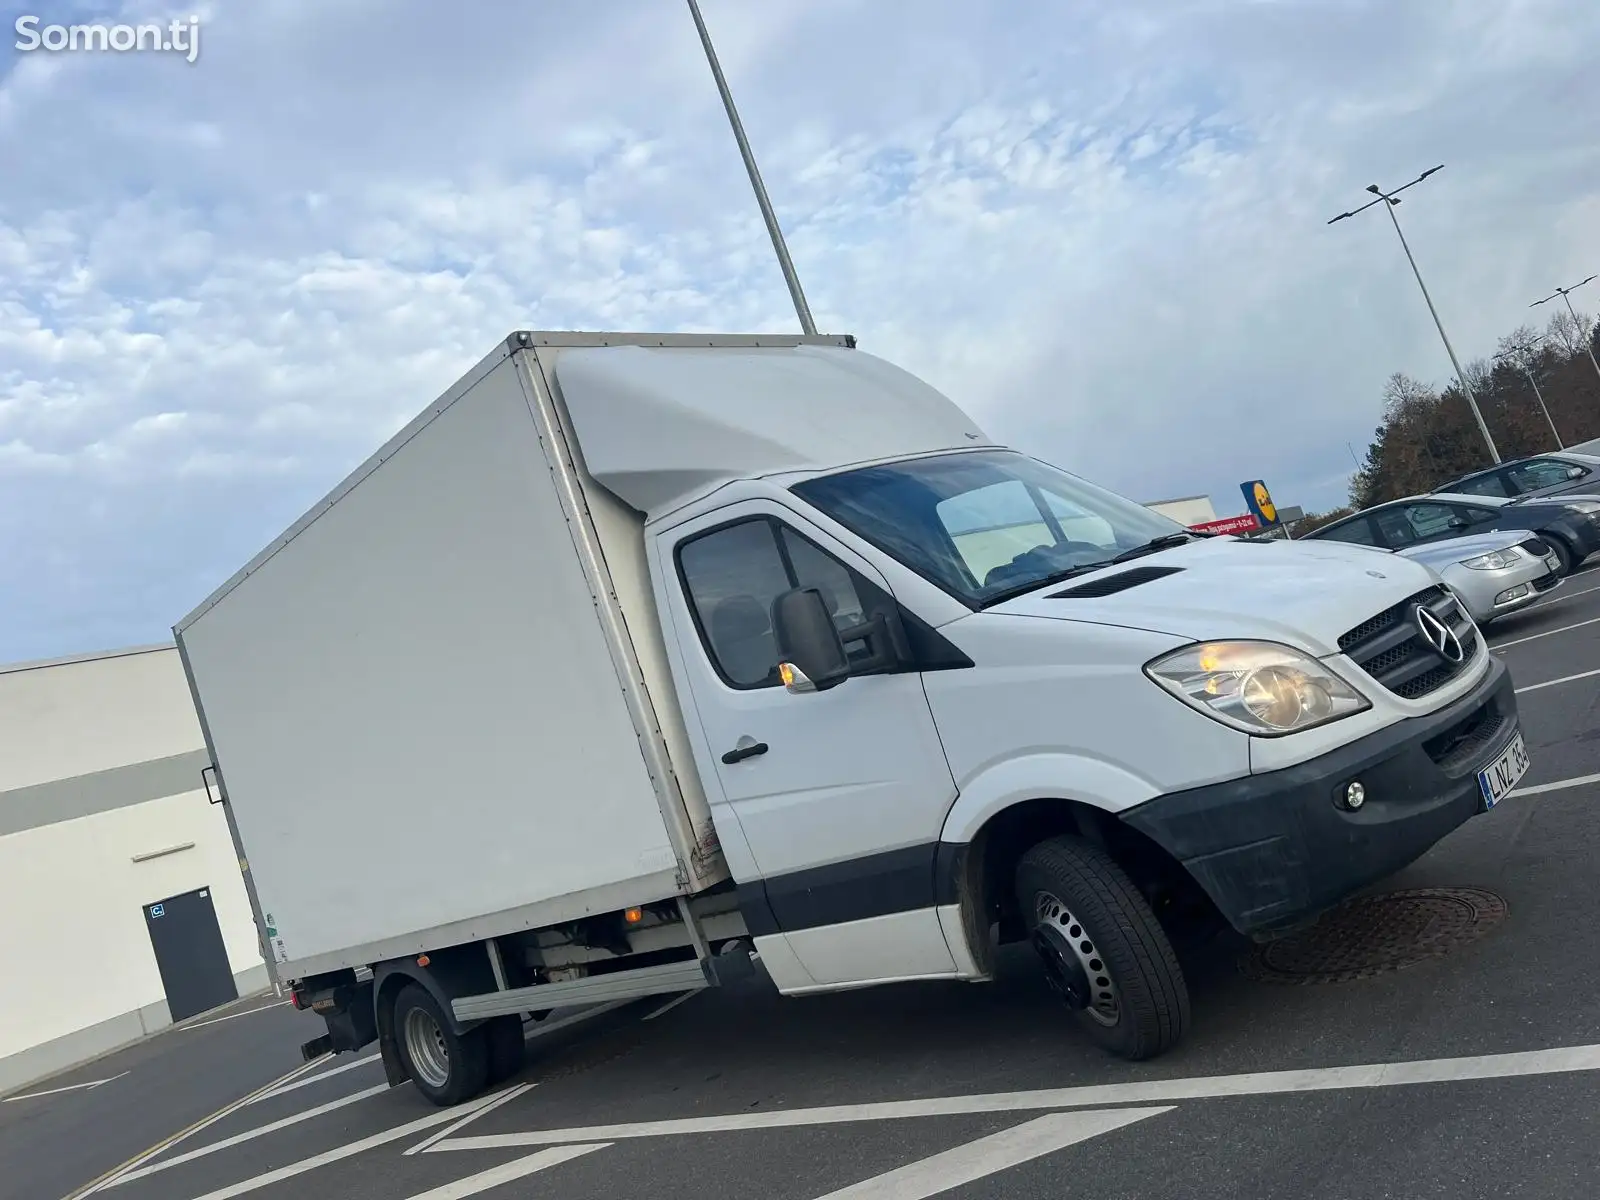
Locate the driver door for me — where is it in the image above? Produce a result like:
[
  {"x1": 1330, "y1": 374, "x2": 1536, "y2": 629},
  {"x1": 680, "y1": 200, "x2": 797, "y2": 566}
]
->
[{"x1": 656, "y1": 500, "x2": 961, "y2": 990}]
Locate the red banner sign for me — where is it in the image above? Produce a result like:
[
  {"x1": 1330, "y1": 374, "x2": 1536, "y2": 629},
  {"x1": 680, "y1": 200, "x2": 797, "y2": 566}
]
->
[{"x1": 1189, "y1": 514, "x2": 1261, "y2": 536}]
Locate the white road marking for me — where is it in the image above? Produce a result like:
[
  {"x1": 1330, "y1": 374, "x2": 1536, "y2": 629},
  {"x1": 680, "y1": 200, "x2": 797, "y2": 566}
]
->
[
  {"x1": 642, "y1": 991, "x2": 699, "y2": 1021},
  {"x1": 249, "y1": 1052, "x2": 380, "y2": 1102},
  {"x1": 1490, "y1": 614, "x2": 1600, "y2": 649},
  {"x1": 810, "y1": 1109, "x2": 1172, "y2": 1199},
  {"x1": 108, "y1": 1084, "x2": 391, "y2": 1187},
  {"x1": 400, "y1": 1143, "x2": 609, "y2": 1198},
  {"x1": 1509, "y1": 772, "x2": 1600, "y2": 798},
  {"x1": 430, "y1": 1041, "x2": 1600, "y2": 1151},
  {"x1": 71, "y1": 1054, "x2": 333, "y2": 1198},
  {"x1": 405, "y1": 1083, "x2": 537, "y2": 1156},
  {"x1": 1523, "y1": 578, "x2": 1600, "y2": 611},
  {"x1": 523, "y1": 998, "x2": 637, "y2": 1040},
  {"x1": 163, "y1": 1086, "x2": 512, "y2": 1200},
  {"x1": 181, "y1": 1002, "x2": 291, "y2": 1031},
  {"x1": 1515, "y1": 667, "x2": 1600, "y2": 694},
  {"x1": 3, "y1": 1071, "x2": 128, "y2": 1103}
]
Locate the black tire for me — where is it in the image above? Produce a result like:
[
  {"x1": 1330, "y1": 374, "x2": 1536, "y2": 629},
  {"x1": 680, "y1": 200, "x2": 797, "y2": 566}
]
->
[
  {"x1": 392, "y1": 983, "x2": 490, "y2": 1106},
  {"x1": 484, "y1": 1014, "x2": 526, "y2": 1086},
  {"x1": 1014, "y1": 835, "x2": 1190, "y2": 1061},
  {"x1": 1545, "y1": 533, "x2": 1575, "y2": 577}
]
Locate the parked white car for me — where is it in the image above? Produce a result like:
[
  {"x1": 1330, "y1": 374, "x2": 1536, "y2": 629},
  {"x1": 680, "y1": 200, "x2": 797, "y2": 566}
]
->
[{"x1": 1396, "y1": 529, "x2": 1562, "y2": 625}]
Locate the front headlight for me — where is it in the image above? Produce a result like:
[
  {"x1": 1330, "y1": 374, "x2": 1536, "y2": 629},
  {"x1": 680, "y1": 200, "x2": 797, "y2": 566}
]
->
[
  {"x1": 1461, "y1": 550, "x2": 1519, "y2": 570},
  {"x1": 1564, "y1": 500, "x2": 1600, "y2": 515},
  {"x1": 1144, "y1": 641, "x2": 1371, "y2": 736}
]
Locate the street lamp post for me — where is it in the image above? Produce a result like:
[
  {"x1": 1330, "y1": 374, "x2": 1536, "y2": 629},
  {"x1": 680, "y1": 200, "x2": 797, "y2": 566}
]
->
[
  {"x1": 1493, "y1": 338, "x2": 1563, "y2": 450},
  {"x1": 686, "y1": 0, "x2": 817, "y2": 335},
  {"x1": 1530, "y1": 275, "x2": 1600, "y2": 385},
  {"x1": 1328, "y1": 165, "x2": 1501, "y2": 464}
]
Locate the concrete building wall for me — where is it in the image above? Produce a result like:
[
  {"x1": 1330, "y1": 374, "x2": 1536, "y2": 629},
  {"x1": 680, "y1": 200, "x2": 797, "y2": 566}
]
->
[{"x1": 0, "y1": 646, "x2": 267, "y2": 1096}]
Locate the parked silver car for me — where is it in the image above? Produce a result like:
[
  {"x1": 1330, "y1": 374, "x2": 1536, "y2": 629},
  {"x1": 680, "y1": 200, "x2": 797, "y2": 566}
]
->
[{"x1": 1395, "y1": 529, "x2": 1562, "y2": 624}]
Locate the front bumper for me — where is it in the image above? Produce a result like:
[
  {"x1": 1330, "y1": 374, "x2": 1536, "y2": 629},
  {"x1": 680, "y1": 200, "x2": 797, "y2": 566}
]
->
[
  {"x1": 1450, "y1": 558, "x2": 1559, "y2": 622},
  {"x1": 1121, "y1": 655, "x2": 1520, "y2": 938}
]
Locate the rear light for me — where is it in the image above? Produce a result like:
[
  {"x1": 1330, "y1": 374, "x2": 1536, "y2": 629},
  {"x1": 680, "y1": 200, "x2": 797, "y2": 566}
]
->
[{"x1": 289, "y1": 989, "x2": 305, "y2": 1010}]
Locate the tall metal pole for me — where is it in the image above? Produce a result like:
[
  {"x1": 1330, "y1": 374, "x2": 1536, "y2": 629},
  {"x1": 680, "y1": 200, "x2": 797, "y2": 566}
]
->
[
  {"x1": 1521, "y1": 365, "x2": 1563, "y2": 449},
  {"x1": 686, "y1": 0, "x2": 816, "y2": 335},
  {"x1": 1379, "y1": 198, "x2": 1500, "y2": 463},
  {"x1": 1327, "y1": 166, "x2": 1500, "y2": 464},
  {"x1": 1495, "y1": 341, "x2": 1563, "y2": 449},
  {"x1": 1531, "y1": 276, "x2": 1600, "y2": 385}
]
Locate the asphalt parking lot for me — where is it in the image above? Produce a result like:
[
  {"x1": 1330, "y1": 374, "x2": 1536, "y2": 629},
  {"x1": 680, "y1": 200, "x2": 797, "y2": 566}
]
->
[{"x1": 8, "y1": 571, "x2": 1600, "y2": 1200}]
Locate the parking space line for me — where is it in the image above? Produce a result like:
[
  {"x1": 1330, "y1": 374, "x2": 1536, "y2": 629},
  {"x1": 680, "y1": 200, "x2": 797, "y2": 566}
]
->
[
  {"x1": 1490, "y1": 615, "x2": 1600, "y2": 650},
  {"x1": 429, "y1": 1041, "x2": 1600, "y2": 1150},
  {"x1": 1514, "y1": 667, "x2": 1600, "y2": 694},
  {"x1": 108, "y1": 1084, "x2": 391, "y2": 1187},
  {"x1": 65, "y1": 1053, "x2": 332, "y2": 1199},
  {"x1": 642, "y1": 992, "x2": 699, "y2": 1021},
  {"x1": 401, "y1": 1143, "x2": 608, "y2": 1198},
  {"x1": 250, "y1": 1052, "x2": 380, "y2": 1103},
  {"x1": 1509, "y1": 772, "x2": 1600, "y2": 799},
  {"x1": 171, "y1": 1085, "x2": 513, "y2": 1200},
  {"x1": 405, "y1": 1082, "x2": 537, "y2": 1156},
  {"x1": 524, "y1": 998, "x2": 637, "y2": 1040},
  {"x1": 1524, "y1": 579, "x2": 1600, "y2": 612},
  {"x1": 181, "y1": 1002, "x2": 291, "y2": 1032},
  {"x1": 4, "y1": 1071, "x2": 127, "y2": 1104},
  {"x1": 811, "y1": 1109, "x2": 1173, "y2": 1199}
]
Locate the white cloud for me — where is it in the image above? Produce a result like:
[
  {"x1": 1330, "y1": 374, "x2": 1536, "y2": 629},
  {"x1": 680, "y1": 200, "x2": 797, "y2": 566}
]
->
[{"x1": 2, "y1": 0, "x2": 1599, "y2": 659}]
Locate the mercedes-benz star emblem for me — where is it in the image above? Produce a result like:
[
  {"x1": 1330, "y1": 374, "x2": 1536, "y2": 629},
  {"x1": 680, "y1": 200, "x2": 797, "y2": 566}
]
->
[{"x1": 1414, "y1": 604, "x2": 1464, "y2": 663}]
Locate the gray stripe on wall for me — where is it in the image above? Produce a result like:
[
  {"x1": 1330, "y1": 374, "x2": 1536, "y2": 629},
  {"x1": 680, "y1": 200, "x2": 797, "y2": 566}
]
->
[{"x1": 0, "y1": 749, "x2": 213, "y2": 837}]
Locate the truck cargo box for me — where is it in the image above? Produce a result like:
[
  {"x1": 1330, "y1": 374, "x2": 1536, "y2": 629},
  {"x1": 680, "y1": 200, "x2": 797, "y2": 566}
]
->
[{"x1": 177, "y1": 335, "x2": 748, "y2": 981}]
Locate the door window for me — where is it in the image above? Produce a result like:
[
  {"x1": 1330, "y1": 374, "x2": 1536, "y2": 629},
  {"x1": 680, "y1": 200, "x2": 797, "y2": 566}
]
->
[
  {"x1": 1450, "y1": 470, "x2": 1512, "y2": 498},
  {"x1": 1507, "y1": 458, "x2": 1586, "y2": 493},
  {"x1": 1398, "y1": 503, "x2": 1461, "y2": 540},
  {"x1": 1451, "y1": 504, "x2": 1501, "y2": 530},
  {"x1": 676, "y1": 519, "x2": 880, "y2": 689}
]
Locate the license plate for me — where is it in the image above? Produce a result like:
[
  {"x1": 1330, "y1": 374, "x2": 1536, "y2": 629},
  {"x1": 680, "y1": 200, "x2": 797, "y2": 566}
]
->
[
  {"x1": 1545, "y1": 553, "x2": 1561, "y2": 571},
  {"x1": 1478, "y1": 731, "x2": 1530, "y2": 810}
]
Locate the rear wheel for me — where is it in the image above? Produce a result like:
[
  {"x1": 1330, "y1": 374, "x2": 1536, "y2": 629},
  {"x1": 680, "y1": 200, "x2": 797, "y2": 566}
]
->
[
  {"x1": 393, "y1": 983, "x2": 489, "y2": 1106},
  {"x1": 1015, "y1": 835, "x2": 1190, "y2": 1061}
]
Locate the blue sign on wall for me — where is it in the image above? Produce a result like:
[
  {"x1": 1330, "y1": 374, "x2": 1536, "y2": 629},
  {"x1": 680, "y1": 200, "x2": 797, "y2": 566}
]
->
[{"x1": 149, "y1": 903, "x2": 165, "y2": 919}]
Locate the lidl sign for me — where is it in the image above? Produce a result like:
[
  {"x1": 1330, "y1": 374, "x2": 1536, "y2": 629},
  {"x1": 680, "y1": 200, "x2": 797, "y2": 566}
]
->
[{"x1": 1241, "y1": 480, "x2": 1280, "y2": 527}]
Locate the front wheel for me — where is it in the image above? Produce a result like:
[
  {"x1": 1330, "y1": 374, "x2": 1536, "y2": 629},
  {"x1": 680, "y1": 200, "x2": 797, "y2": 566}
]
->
[
  {"x1": 393, "y1": 983, "x2": 489, "y2": 1106},
  {"x1": 1545, "y1": 534, "x2": 1575, "y2": 577},
  {"x1": 1015, "y1": 835, "x2": 1191, "y2": 1060}
]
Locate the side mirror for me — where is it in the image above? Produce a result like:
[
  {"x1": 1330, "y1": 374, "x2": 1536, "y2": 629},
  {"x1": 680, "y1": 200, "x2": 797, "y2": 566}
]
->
[
  {"x1": 771, "y1": 587, "x2": 851, "y2": 694},
  {"x1": 1569, "y1": 466, "x2": 1586, "y2": 479}
]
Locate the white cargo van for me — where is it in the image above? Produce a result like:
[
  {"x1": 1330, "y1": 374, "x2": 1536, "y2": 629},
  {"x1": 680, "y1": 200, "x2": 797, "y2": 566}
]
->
[{"x1": 177, "y1": 331, "x2": 1528, "y2": 1105}]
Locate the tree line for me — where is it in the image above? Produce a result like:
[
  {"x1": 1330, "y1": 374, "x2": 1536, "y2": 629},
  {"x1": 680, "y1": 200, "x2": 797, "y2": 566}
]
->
[{"x1": 1292, "y1": 306, "x2": 1600, "y2": 533}]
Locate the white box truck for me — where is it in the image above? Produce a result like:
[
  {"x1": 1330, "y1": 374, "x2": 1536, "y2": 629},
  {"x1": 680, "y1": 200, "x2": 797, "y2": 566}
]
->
[{"x1": 176, "y1": 331, "x2": 1530, "y2": 1105}]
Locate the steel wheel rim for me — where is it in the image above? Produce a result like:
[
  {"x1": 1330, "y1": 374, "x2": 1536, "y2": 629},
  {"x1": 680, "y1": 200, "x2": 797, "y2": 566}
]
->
[
  {"x1": 1035, "y1": 890, "x2": 1120, "y2": 1026},
  {"x1": 402, "y1": 1006, "x2": 451, "y2": 1089}
]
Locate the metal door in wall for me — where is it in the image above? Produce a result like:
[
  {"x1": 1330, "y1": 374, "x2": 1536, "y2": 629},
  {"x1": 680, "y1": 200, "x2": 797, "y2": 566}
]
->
[{"x1": 143, "y1": 886, "x2": 238, "y2": 1022}]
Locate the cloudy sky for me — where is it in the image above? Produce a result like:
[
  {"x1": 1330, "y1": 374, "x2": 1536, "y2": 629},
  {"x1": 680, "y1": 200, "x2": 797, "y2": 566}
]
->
[{"x1": 3, "y1": 0, "x2": 1599, "y2": 663}]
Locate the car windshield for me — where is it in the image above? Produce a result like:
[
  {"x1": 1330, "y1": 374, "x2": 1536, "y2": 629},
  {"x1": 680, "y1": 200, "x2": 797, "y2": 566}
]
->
[{"x1": 790, "y1": 449, "x2": 1190, "y2": 607}]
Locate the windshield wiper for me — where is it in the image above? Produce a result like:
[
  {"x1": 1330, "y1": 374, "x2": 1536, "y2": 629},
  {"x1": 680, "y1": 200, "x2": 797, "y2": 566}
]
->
[
  {"x1": 979, "y1": 534, "x2": 1205, "y2": 607},
  {"x1": 1107, "y1": 531, "x2": 1205, "y2": 564}
]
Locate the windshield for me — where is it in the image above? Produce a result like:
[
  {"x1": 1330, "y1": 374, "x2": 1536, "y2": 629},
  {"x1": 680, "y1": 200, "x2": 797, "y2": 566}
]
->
[{"x1": 791, "y1": 449, "x2": 1188, "y2": 607}]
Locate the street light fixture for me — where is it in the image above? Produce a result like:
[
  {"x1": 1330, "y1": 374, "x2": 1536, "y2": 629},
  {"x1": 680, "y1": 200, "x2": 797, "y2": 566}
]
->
[
  {"x1": 1328, "y1": 165, "x2": 1501, "y2": 463},
  {"x1": 1530, "y1": 275, "x2": 1600, "y2": 385},
  {"x1": 1493, "y1": 336, "x2": 1563, "y2": 450},
  {"x1": 686, "y1": 0, "x2": 817, "y2": 335}
]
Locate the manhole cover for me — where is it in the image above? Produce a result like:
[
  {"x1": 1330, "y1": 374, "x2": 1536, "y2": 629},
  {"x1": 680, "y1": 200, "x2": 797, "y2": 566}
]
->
[{"x1": 1241, "y1": 887, "x2": 1507, "y2": 984}]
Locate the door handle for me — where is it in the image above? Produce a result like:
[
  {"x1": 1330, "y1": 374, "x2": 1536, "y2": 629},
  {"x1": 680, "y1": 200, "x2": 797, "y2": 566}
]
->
[{"x1": 721, "y1": 740, "x2": 769, "y2": 765}]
